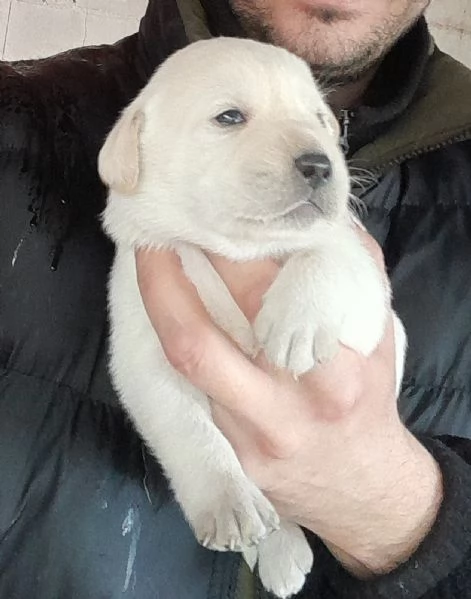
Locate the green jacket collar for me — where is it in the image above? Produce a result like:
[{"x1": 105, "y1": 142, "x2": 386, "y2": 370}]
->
[{"x1": 352, "y1": 47, "x2": 471, "y2": 173}]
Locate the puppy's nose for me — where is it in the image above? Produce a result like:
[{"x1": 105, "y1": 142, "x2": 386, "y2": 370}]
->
[{"x1": 295, "y1": 153, "x2": 332, "y2": 187}]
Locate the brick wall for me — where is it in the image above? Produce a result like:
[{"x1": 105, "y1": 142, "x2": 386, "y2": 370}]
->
[{"x1": 1, "y1": 0, "x2": 470, "y2": 67}]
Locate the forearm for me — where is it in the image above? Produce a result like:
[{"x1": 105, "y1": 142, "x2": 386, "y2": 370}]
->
[
  {"x1": 308, "y1": 437, "x2": 471, "y2": 599},
  {"x1": 318, "y1": 431, "x2": 443, "y2": 578}
]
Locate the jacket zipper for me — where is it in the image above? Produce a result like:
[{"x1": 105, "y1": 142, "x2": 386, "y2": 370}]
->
[{"x1": 339, "y1": 109, "x2": 355, "y2": 155}]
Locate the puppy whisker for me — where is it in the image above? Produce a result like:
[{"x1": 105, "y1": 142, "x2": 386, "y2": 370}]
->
[
  {"x1": 348, "y1": 192, "x2": 367, "y2": 219},
  {"x1": 349, "y1": 174, "x2": 377, "y2": 196},
  {"x1": 347, "y1": 164, "x2": 377, "y2": 190}
]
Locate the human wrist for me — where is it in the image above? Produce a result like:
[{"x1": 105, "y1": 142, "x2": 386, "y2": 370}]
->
[{"x1": 307, "y1": 428, "x2": 443, "y2": 577}]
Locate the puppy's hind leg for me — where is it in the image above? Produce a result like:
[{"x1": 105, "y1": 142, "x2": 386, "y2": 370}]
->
[{"x1": 121, "y1": 369, "x2": 279, "y2": 552}]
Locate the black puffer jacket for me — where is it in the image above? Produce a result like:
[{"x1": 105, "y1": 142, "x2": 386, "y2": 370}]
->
[{"x1": 1, "y1": 2, "x2": 471, "y2": 598}]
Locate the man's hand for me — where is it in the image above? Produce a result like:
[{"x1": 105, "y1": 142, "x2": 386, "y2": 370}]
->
[{"x1": 135, "y1": 230, "x2": 442, "y2": 578}]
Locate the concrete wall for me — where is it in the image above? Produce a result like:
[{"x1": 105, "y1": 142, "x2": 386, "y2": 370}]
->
[
  {"x1": 427, "y1": 0, "x2": 470, "y2": 66},
  {"x1": 0, "y1": 0, "x2": 147, "y2": 60},
  {"x1": 1, "y1": 0, "x2": 470, "y2": 67}
]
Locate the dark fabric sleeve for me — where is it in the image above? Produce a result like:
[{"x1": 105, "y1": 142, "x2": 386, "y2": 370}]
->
[{"x1": 306, "y1": 437, "x2": 471, "y2": 598}]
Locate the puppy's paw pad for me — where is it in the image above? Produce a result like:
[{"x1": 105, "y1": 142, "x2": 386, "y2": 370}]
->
[
  {"x1": 313, "y1": 328, "x2": 340, "y2": 364},
  {"x1": 258, "y1": 523, "x2": 313, "y2": 598},
  {"x1": 254, "y1": 303, "x2": 340, "y2": 376},
  {"x1": 193, "y1": 479, "x2": 279, "y2": 552},
  {"x1": 254, "y1": 308, "x2": 315, "y2": 376}
]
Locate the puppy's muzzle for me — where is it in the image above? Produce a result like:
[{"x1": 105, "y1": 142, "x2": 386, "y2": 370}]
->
[{"x1": 295, "y1": 153, "x2": 332, "y2": 190}]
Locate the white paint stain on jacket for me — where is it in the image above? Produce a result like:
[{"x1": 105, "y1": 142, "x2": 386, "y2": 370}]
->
[
  {"x1": 11, "y1": 237, "x2": 25, "y2": 267},
  {"x1": 121, "y1": 506, "x2": 141, "y2": 592}
]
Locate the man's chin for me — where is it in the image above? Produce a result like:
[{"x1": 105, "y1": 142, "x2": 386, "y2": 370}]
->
[{"x1": 267, "y1": 15, "x2": 385, "y2": 84}]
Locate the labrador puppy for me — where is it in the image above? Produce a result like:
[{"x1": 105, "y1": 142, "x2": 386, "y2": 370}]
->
[{"x1": 98, "y1": 37, "x2": 406, "y2": 598}]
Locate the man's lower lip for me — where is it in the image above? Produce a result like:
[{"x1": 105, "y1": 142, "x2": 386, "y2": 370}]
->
[
  {"x1": 293, "y1": 0, "x2": 355, "y2": 17},
  {"x1": 295, "y1": 0, "x2": 349, "y2": 8}
]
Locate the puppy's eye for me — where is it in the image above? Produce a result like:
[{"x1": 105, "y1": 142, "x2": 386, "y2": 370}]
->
[{"x1": 214, "y1": 109, "x2": 246, "y2": 126}]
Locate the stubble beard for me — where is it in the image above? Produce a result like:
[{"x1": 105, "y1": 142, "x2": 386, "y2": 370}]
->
[{"x1": 230, "y1": 1, "x2": 426, "y2": 87}]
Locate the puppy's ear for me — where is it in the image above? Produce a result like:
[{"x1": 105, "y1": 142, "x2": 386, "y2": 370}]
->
[{"x1": 98, "y1": 107, "x2": 145, "y2": 195}]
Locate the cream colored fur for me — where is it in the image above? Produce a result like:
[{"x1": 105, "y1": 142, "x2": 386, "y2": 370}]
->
[{"x1": 99, "y1": 37, "x2": 407, "y2": 599}]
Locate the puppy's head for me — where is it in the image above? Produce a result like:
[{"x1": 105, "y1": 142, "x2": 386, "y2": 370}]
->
[{"x1": 99, "y1": 37, "x2": 349, "y2": 255}]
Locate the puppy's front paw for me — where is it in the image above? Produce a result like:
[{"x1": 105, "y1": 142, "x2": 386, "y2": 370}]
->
[
  {"x1": 253, "y1": 233, "x2": 389, "y2": 376},
  {"x1": 253, "y1": 285, "x2": 339, "y2": 376},
  {"x1": 192, "y1": 477, "x2": 279, "y2": 552},
  {"x1": 257, "y1": 522, "x2": 313, "y2": 599}
]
